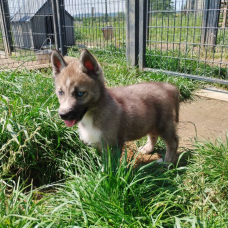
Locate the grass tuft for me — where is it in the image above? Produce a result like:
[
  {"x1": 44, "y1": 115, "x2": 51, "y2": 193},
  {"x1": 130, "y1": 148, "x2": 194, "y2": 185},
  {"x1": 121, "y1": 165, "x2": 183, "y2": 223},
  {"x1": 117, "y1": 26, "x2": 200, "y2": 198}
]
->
[{"x1": 176, "y1": 135, "x2": 228, "y2": 227}]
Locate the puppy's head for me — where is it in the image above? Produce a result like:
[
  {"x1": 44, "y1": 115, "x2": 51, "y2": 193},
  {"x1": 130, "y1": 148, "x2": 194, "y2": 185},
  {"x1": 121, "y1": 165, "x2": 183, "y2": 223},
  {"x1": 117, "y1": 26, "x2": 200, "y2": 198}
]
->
[{"x1": 51, "y1": 49, "x2": 104, "y2": 127}]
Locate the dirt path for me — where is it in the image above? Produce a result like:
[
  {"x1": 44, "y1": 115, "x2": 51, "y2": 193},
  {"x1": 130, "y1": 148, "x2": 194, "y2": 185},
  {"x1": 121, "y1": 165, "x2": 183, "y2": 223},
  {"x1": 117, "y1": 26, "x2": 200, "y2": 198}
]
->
[{"x1": 179, "y1": 96, "x2": 228, "y2": 148}]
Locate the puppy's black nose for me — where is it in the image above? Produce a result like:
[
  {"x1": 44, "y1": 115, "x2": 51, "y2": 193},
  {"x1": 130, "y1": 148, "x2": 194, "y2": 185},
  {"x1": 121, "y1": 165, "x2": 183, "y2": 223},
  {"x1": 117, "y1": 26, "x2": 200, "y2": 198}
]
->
[{"x1": 59, "y1": 112, "x2": 71, "y2": 120}]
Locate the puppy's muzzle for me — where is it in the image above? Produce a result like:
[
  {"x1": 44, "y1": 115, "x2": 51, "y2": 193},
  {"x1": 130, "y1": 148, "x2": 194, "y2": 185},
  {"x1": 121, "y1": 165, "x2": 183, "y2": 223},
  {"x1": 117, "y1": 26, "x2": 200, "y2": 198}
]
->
[
  {"x1": 59, "y1": 107, "x2": 88, "y2": 121},
  {"x1": 59, "y1": 111, "x2": 75, "y2": 120}
]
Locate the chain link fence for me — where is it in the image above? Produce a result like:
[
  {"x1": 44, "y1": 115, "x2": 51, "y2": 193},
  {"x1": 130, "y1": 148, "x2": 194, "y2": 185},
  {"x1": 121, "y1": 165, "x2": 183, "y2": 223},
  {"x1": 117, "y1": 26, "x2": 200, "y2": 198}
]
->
[{"x1": 145, "y1": 0, "x2": 228, "y2": 84}]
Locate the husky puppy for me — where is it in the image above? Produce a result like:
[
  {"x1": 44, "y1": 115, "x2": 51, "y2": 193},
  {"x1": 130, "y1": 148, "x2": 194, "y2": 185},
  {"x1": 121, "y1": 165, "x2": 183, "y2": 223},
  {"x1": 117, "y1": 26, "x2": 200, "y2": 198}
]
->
[{"x1": 51, "y1": 49, "x2": 179, "y2": 163}]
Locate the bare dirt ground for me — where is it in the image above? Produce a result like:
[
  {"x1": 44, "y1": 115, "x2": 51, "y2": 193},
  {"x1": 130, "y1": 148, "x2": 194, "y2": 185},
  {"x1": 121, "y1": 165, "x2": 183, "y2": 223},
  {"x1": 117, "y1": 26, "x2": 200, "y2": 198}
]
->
[
  {"x1": 179, "y1": 96, "x2": 228, "y2": 148},
  {"x1": 126, "y1": 95, "x2": 228, "y2": 165}
]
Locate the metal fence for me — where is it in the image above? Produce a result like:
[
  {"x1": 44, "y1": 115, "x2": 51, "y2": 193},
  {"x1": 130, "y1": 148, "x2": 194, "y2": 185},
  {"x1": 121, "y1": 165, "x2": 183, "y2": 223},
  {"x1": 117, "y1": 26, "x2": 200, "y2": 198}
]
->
[
  {"x1": 0, "y1": 0, "x2": 228, "y2": 85},
  {"x1": 0, "y1": 0, "x2": 125, "y2": 70},
  {"x1": 65, "y1": 0, "x2": 126, "y2": 53},
  {"x1": 144, "y1": 0, "x2": 228, "y2": 84}
]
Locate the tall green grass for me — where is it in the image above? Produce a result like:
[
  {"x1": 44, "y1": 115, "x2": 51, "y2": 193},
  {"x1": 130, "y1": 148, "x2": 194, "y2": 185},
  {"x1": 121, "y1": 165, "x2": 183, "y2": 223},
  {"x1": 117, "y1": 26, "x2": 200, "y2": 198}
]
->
[
  {"x1": 0, "y1": 69, "x2": 90, "y2": 186},
  {"x1": 149, "y1": 14, "x2": 228, "y2": 47},
  {"x1": 1, "y1": 136, "x2": 228, "y2": 227},
  {"x1": 0, "y1": 149, "x2": 178, "y2": 227},
  {"x1": 176, "y1": 136, "x2": 228, "y2": 227}
]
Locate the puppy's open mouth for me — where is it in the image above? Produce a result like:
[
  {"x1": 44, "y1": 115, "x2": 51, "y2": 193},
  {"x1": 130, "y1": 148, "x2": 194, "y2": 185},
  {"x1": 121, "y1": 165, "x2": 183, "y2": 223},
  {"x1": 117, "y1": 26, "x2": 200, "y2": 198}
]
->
[
  {"x1": 60, "y1": 107, "x2": 88, "y2": 127},
  {"x1": 64, "y1": 119, "x2": 77, "y2": 127}
]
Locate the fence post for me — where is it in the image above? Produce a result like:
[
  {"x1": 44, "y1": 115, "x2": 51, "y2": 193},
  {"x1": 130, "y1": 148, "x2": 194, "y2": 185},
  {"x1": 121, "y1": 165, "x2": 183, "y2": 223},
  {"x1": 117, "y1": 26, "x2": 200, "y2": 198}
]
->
[
  {"x1": 125, "y1": 0, "x2": 139, "y2": 66},
  {"x1": 0, "y1": 0, "x2": 13, "y2": 56},
  {"x1": 146, "y1": 0, "x2": 150, "y2": 40},
  {"x1": 51, "y1": 0, "x2": 60, "y2": 51},
  {"x1": 201, "y1": 0, "x2": 221, "y2": 50},
  {"x1": 201, "y1": 0, "x2": 209, "y2": 46},
  {"x1": 56, "y1": 0, "x2": 67, "y2": 55},
  {"x1": 222, "y1": 1, "x2": 228, "y2": 28},
  {"x1": 139, "y1": 0, "x2": 147, "y2": 71}
]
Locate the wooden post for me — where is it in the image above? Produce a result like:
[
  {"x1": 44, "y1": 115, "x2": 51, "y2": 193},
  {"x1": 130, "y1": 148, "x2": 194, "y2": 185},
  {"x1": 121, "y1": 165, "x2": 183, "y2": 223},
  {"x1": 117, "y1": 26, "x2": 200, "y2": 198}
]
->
[
  {"x1": 105, "y1": 0, "x2": 108, "y2": 25},
  {"x1": 222, "y1": 1, "x2": 228, "y2": 28},
  {"x1": 125, "y1": 0, "x2": 139, "y2": 66},
  {"x1": 56, "y1": 0, "x2": 67, "y2": 55},
  {"x1": 146, "y1": 0, "x2": 150, "y2": 40},
  {"x1": 0, "y1": 0, "x2": 13, "y2": 56},
  {"x1": 51, "y1": 0, "x2": 60, "y2": 51},
  {"x1": 92, "y1": 7, "x2": 94, "y2": 26},
  {"x1": 139, "y1": 0, "x2": 147, "y2": 71},
  {"x1": 201, "y1": 0, "x2": 221, "y2": 50},
  {"x1": 201, "y1": 0, "x2": 209, "y2": 45}
]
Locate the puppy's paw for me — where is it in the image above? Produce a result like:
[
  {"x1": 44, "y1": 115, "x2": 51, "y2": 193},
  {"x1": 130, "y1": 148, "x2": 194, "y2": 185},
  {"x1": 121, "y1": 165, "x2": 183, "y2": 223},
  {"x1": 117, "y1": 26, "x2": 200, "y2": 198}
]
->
[{"x1": 156, "y1": 158, "x2": 164, "y2": 164}]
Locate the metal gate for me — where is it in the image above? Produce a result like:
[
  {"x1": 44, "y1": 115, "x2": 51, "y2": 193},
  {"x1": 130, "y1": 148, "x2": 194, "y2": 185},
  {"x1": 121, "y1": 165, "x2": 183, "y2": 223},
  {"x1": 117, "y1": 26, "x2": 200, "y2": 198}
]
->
[{"x1": 126, "y1": 0, "x2": 228, "y2": 85}]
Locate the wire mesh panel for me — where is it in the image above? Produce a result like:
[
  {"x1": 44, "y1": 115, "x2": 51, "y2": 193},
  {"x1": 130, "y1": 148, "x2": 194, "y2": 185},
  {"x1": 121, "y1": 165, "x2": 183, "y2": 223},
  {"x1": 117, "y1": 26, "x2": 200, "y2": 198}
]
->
[
  {"x1": 63, "y1": 0, "x2": 126, "y2": 55},
  {"x1": 0, "y1": 29, "x2": 4, "y2": 51},
  {"x1": 0, "y1": 0, "x2": 126, "y2": 70},
  {"x1": 146, "y1": 0, "x2": 228, "y2": 84},
  {"x1": 0, "y1": 0, "x2": 57, "y2": 70}
]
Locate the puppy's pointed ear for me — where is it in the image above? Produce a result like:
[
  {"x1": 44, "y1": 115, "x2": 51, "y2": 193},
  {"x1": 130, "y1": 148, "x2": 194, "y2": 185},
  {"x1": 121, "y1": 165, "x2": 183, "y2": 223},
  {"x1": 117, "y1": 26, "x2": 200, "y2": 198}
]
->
[
  {"x1": 79, "y1": 49, "x2": 99, "y2": 73},
  {"x1": 51, "y1": 50, "x2": 67, "y2": 77}
]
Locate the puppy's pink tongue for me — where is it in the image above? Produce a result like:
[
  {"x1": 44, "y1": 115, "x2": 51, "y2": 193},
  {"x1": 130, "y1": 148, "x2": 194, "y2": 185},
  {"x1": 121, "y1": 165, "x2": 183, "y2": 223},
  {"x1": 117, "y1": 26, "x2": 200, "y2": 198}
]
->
[{"x1": 64, "y1": 120, "x2": 76, "y2": 127}]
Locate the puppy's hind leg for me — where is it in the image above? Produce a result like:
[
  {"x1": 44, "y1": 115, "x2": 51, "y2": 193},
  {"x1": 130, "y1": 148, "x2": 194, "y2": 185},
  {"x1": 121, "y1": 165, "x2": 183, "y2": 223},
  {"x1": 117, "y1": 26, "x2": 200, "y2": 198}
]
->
[
  {"x1": 140, "y1": 134, "x2": 158, "y2": 154},
  {"x1": 158, "y1": 129, "x2": 178, "y2": 164}
]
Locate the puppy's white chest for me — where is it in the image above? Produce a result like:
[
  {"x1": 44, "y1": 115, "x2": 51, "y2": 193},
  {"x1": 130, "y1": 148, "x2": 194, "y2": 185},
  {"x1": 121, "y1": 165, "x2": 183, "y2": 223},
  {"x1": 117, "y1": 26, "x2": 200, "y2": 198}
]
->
[{"x1": 78, "y1": 114, "x2": 102, "y2": 145}]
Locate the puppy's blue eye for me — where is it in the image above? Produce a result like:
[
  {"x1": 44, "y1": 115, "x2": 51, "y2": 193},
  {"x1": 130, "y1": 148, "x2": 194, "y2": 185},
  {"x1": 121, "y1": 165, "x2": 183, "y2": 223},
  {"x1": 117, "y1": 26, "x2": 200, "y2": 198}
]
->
[
  {"x1": 77, "y1": 91, "x2": 85, "y2": 97},
  {"x1": 58, "y1": 91, "x2": 64, "y2": 96}
]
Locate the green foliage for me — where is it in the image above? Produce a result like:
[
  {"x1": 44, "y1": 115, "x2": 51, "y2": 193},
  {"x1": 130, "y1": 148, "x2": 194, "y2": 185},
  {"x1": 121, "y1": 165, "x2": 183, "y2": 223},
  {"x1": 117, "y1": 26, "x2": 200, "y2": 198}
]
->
[
  {"x1": 0, "y1": 70, "x2": 89, "y2": 186},
  {"x1": 0, "y1": 149, "x2": 185, "y2": 227},
  {"x1": 82, "y1": 18, "x2": 90, "y2": 26},
  {"x1": 42, "y1": 150, "x2": 183, "y2": 227},
  {"x1": 72, "y1": 15, "x2": 126, "y2": 53},
  {"x1": 1, "y1": 136, "x2": 228, "y2": 227},
  {"x1": 74, "y1": 29, "x2": 84, "y2": 41},
  {"x1": 150, "y1": 0, "x2": 175, "y2": 17},
  {"x1": 150, "y1": 0, "x2": 174, "y2": 11},
  {"x1": 176, "y1": 136, "x2": 228, "y2": 227},
  {"x1": 114, "y1": 12, "x2": 125, "y2": 22}
]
